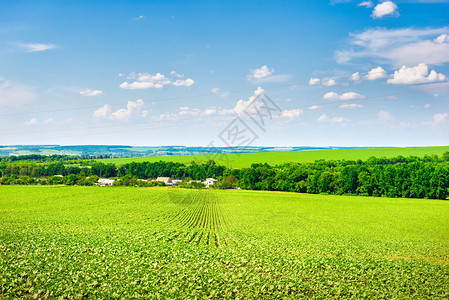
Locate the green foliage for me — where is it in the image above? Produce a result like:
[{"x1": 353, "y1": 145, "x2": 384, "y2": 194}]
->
[
  {"x1": 2, "y1": 153, "x2": 449, "y2": 199},
  {"x1": 99, "y1": 146, "x2": 449, "y2": 168},
  {"x1": 0, "y1": 186, "x2": 448, "y2": 298}
]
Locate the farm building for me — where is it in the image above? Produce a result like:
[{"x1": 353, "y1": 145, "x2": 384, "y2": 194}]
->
[
  {"x1": 97, "y1": 178, "x2": 115, "y2": 186},
  {"x1": 156, "y1": 177, "x2": 172, "y2": 184},
  {"x1": 204, "y1": 178, "x2": 218, "y2": 188},
  {"x1": 157, "y1": 177, "x2": 181, "y2": 186}
]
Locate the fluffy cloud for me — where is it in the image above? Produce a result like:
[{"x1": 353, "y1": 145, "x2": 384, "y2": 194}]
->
[
  {"x1": 179, "y1": 106, "x2": 201, "y2": 116},
  {"x1": 80, "y1": 88, "x2": 103, "y2": 97},
  {"x1": 172, "y1": 78, "x2": 195, "y2": 87},
  {"x1": 378, "y1": 110, "x2": 395, "y2": 123},
  {"x1": 280, "y1": 109, "x2": 303, "y2": 118},
  {"x1": 317, "y1": 114, "x2": 350, "y2": 123},
  {"x1": 339, "y1": 103, "x2": 363, "y2": 109},
  {"x1": 170, "y1": 71, "x2": 184, "y2": 78},
  {"x1": 350, "y1": 72, "x2": 361, "y2": 81},
  {"x1": 18, "y1": 43, "x2": 56, "y2": 53},
  {"x1": 365, "y1": 67, "x2": 387, "y2": 80},
  {"x1": 387, "y1": 63, "x2": 447, "y2": 84},
  {"x1": 24, "y1": 118, "x2": 38, "y2": 126},
  {"x1": 233, "y1": 87, "x2": 267, "y2": 115},
  {"x1": 0, "y1": 79, "x2": 37, "y2": 107},
  {"x1": 323, "y1": 79, "x2": 337, "y2": 86},
  {"x1": 358, "y1": 1, "x2": 373, "y2": 8},
  {"x1": 247, "y1": 65, "x2": 290, "y2": 83},
  {"x1": 336, "y1": 27, "x2": 449, "y2": 66},
  {"x1": 247, "y1": 66, "x2": 274, "y2": 80},
  {"x1": 308, "y1": 105, "x2": 322, "y2": 110},
  {"x1": 309, "y1": 78, "x2": 321, "y2": 85},
  {"x1": 323, "y1": 92, "x2": 365, "y2": 100},
  {"x1": 211, "y1": 87, "x2": 230, "y2": 98},
  {"x1": 308, "y1": 77, "x2": 337, "y2": 86},
  {"x1": 410, "y1": 103, "x2": 431, "y2": 109},
  {"x1": 432, "y1": 113, "x2": 448, "y2": 125},
  {"x1": 435, "y1": 34, "x2": 449, "y2": 44},
  {"x1": 371, "y1": 1, "x2": 399, "y2": 19},
  {"x1": 120, "y1": 72, "x2": 195, "y2": 89},
  {"x1": 94, "y1": 99, "x2": 146, "y2": 121}
]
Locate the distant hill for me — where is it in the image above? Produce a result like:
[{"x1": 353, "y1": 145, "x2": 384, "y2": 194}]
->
[
  {"x1": 0, "y1": 144, "x2": 382, "y2": 158},
  {"x1": 98, "y1": 146, "x2": 449, "y2": 168}
]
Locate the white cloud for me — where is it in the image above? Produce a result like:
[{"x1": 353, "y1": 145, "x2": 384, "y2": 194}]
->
[
  {"x1": 308, "y1": 105, "x2": 322, "y2": 110},
  {"x1": 169, "y1": 71, "x2": 184, "y2": 78},
  {"x1": 365, "y1": 66, "x2": 387, "y2": 80},
  {"x1": 18, "y1": 43, "x2": 56, "y2": 53},
  {"x1": 323, "y1": 91, "x2": 365, "y2": 100},
  {"x1": 93, "y1": 104, "x2": 112, "y2": 119},
  {"x1": 323, "y1": 79, "x2": 337, "y2": 86},
  {"x1": 247, "y1": 65, "x2": 274, "y2": 80},
  {"x1": 134, "y1": 15, "x2": 146, "y2": 21},
  {"x1": 211, "y1": 87, "x2": 230, "y2": 98},
  {"x1": 172, "y1": 78, "x2": 195, "y2": 87},
  {"x1": 378, "y1": 110, "x2": 395, "y2": 123},
  {"x1": 44, "y1": 118, "x2": 54, "y2": 124},
  {"x1": 387, "y1": 63, "x2": 447, "y2": 84},
  {"x1": 24, "y1": 118, "x2": 38, "y2": 126},
  {"x1": 120, "y1": 72, "x2": 195, "y2": 89},
  {"x1": 94, "y1": 99, "x2": 146, "y2": 121},
  {"x1": 371, "y1": 1, "x2": 399, "y2": 19},
  {"x1": 0, "y1": 79, "x2": 37, "y2": 107},
  {"x1": 309, "y1": 78, "x2": 321, "y2": 85},
  {"x1": 280, "y1": 109, "x2": 303, "y2": 118},
  {"x1": 247, "y1": 65, "x2": 290, "y2": 83},
  {"x1": 339, "y1": 103, "x2": 363, "y2": 109},
  {"x1": 432, "y1": 112, "x2": 448, "y2": 124},
  {"x1": 179, "y1": 106, "x2": 201, "y2": 116},
  {"x1": 317, "y1": 114, "x2": 328, "y2": 122},
  {"x1": 336, "y1": 27, "x2": 449, "y2": 66},
  {"x1": 155, "y1": 87, "x2": 272, "y2": 122},
  {"x1": 204, "y1": 108, "x2": 217, "y2": 115},
  {"x1": 435, "y1": 34, "x2": 449, "y2": 44},
  {"x1": 410, "y1": 103, "x2": 431, "y2": 109},
  {"x1": 230, "y1": 87, "x2": 268, "y2": 116},
  {"x1": 358, "y1": 1, "x2": 373, "y2": 7},
  {"x1": 80, "y1": 88, "x2": 103, "y2": 97},
  {"x1": 350, "y1": 72, "x2": 360, "y2": 81},
  {"x1": 317, "y1": 114, "x2": 350, "y2": 123}
]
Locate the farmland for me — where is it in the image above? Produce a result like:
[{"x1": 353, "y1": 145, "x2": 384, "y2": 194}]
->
[
  {"x1": 1, "y1": 186, "x2": 448, "y2": 298},
  {"x1": 98, "y1": 145, "x2": 449, "y2": 168}
]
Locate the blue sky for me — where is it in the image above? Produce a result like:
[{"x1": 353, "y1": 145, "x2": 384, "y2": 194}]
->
[{"x1": 0, "y1": 0, "x2": 448, "y2": 147}]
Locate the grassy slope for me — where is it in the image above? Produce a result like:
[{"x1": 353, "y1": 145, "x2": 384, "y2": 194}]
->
[
  {"x1": 99, "y1": 145, "x2": 449, "y2": 168},
  {"x1": 1, "y1": 186, "x2": 448, "y2": 298}
]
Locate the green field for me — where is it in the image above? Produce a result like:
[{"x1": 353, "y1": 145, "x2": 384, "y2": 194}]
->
[
  {"x1": 1, "y1": 186, "x2": 448, "y2": 298},
  {"x1": 99, "y1": 146, "x2": 449, "y2": 168}
]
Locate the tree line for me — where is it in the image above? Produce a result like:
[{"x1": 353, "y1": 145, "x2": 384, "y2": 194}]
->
[{"x1": 0, "y1": 153, "x2": 448, "y2": 199}]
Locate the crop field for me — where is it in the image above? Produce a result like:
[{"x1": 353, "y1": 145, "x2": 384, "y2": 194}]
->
[
  {"x1": 99, "y1": 145, "x2": 449, "y2": 168},
  {"x1": 1, "y1": 186, "x2": 448, "y2": 298}
]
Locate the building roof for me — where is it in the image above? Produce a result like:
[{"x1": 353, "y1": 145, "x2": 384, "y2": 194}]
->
[{"x1": 156, "y1": 177, "x2": 172, "y2": 183}]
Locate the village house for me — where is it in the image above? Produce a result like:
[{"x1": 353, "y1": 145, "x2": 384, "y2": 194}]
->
[
  {"x1": 204, "y1": 178, "x2": 218, "y2": 188},
  {"x1": 96, "y1": 178, "x2": 115, "y2": 186},
  {"x1": 156, "y1": 177, "x2": 178, "y2": 185}
]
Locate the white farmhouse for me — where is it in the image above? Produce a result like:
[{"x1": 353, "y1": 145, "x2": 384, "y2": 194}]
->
[
  {"x1": 97, "y1": 178, "x2": 115, "y2": 186},
  {"x1": 204, "y1": 178, "x2": 218, "y2": 188},
  {"x1": 156, "y1": 177, "x2": 173, "y2": 185}
]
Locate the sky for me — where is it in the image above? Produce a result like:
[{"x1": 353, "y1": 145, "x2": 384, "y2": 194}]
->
[{"x1": 0, "y1": 0, "x2": 448, "y2": 147}]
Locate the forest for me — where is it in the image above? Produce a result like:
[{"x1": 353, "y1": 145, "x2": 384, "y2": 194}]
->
[{"x1": 1, "y1": 153, "x2": 448, "y2": 199}]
